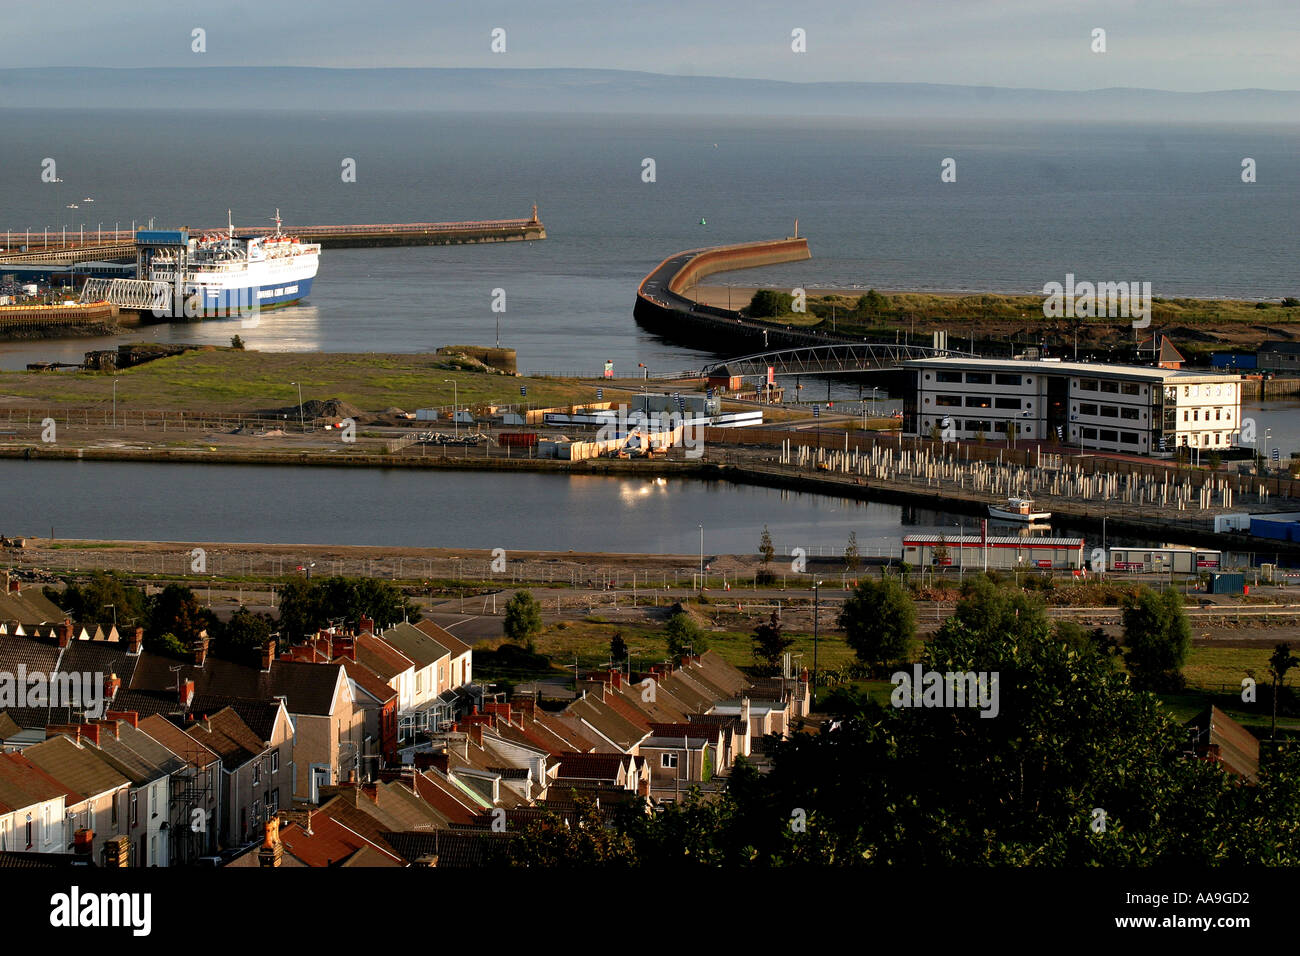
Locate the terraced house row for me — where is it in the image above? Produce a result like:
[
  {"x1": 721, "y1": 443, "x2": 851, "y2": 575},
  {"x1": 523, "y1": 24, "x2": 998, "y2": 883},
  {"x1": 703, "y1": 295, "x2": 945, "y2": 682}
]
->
[{"x1": 0, "y1": 583, "x2": 807, "y2": 867}]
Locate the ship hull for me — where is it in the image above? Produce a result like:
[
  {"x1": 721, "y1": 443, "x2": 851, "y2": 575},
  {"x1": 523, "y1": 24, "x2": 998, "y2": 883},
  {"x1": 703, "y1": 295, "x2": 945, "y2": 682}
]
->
[{"x1": 193, "y1": 275, "x2": 314, "y2": 310}]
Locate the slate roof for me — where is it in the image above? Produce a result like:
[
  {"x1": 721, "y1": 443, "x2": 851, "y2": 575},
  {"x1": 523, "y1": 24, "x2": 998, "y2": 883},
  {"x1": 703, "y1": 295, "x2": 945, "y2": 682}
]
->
[
  {"x1": 136, "y1": 715, "x2": 220, "y2": 770},
  {"x1": 343, "y1": 662, "x2": 398, "y2": 705},
  {"x1": 376, "y1": 622, "x2": 451, "y2": 669},
  {"x1": 190, "y1": 695, "x2": 284, "y2": 744},
  {"x1": 0, "y1": 589, "x2": 65, "y2": 627},
  {"x1": 184, "y1": 707, "x2": 266, "y2": 771},
  {"x1": 22, "y1": 735, "x2": 130, "y2": 801},
  {"x1": 379, "y1": 829, "x2": 513, "y2": 867},
  {"x1": 567, "y1": 696, "x2": 648, "y2": 753},
  {"x1": 413, "y1": 619, "x2": 473, "y2": 658},
  {"x1": 130, "y1": 652, "x2": 344, "y2": 718}
]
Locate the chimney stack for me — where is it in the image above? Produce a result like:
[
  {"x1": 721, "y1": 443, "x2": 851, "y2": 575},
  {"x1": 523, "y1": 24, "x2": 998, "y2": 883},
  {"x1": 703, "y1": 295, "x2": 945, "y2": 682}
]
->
[
  {"x1": 258, "y1": 818, "x2": 283, "y2": 868},
  {"x1": 103, "y1": 672, "x2": 121, "y2": 702},
  {"x1": 262, "y1": 639, "x2": 277, "y2": 672},
  {"x1": 79, "y1": 722, "x2": 101, "y2": 745},
  {"x1": 73, "y1": 828, "x2": 95, "y2": 859},
  {"x1": 57, "y1": 618, "x2": 73, "y2": 648},
  {"x1": 45, "y1": 724, "x2": 80, "y2": 744},
  {"x1": 106, "y1": 710, "x2": 138, "y2": 728},
  {"x1": 179, "y1": 679, "x2": 195, "y2": 708},
  {"x1": 359, "y1": 614, "x2": 374, "y2": 635},
  {"x1": 193, "y1": 635, "x2": 209, "y2": 668},
  {"x1": 129, "y1": 626, "x2": 143, "y2": 655}
]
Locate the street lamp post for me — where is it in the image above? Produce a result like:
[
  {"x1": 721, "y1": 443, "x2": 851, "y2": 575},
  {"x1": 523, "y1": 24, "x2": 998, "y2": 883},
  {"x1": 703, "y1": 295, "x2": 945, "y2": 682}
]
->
[
  {"x1": 638, "y1": 363, "x2": 649, "y2": 381},
  {"x1": 112, "y1": 379, "x2": 118, "y2": 427},
  {"x1": 698, "y1": 524, "x2": 704, "y2": 586},
  {"x1": 444, "y1": 379, "x2": 459, "y2": 437},
  {"x1": 812, "y1": 580, "x2": 823, "y2": 703},
  {"x1": 290, "y1": 382, "x2": 305, "y2": 433}
]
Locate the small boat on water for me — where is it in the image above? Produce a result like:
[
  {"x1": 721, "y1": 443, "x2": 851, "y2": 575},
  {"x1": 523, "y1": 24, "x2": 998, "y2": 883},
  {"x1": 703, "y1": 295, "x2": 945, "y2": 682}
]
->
[{"x1": 988, "y1": 496, "x2": 1052, "y2": 523}]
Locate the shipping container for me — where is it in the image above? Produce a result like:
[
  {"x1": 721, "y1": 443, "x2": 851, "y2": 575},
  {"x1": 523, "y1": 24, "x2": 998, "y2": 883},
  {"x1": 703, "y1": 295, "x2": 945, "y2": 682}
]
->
[
  {"x1": 499, "y1": 432, "x2": 538, "y2": 448},
  {"x1": 1109, "y1": 547, "x2": 1220, "y2": 573},
  {"x1": 1207, "y1": 572, "x2": 1244, "y2": 595}
]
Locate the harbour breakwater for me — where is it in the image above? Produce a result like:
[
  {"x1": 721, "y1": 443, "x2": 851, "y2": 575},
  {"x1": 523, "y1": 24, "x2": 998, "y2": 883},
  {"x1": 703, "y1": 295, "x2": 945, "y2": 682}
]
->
[{"x1": 633, "y1": 237, "x2": 846, "y2": 358}]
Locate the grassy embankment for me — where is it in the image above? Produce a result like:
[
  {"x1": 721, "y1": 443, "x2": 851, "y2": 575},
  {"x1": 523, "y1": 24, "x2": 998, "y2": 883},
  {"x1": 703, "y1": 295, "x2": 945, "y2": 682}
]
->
[{"x1": 0, "y1": 349, "x2": 660, "y2": 415}]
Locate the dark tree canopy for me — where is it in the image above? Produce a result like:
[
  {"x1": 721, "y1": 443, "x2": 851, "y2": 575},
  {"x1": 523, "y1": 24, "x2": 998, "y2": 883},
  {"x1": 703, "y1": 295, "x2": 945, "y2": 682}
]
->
[
  {"x1": 1122, "y1": 587, "x2": 1192, "y2": 691},
  {"x1": 837, "y1": 576, "x2": 916, "y2": 670}
]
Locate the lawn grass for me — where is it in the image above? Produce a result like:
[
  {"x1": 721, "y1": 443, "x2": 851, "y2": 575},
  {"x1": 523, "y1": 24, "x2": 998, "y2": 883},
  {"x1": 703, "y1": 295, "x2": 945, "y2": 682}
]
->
[{"x1": 0, "y1": 349, "x2": 610, "y2": 415}]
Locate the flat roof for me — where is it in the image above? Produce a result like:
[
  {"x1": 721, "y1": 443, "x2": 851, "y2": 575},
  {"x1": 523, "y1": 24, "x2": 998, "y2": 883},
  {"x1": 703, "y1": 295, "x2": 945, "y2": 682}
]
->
[
  {"x1": 902, "y1": 356, "x2": 1242, "y2": 383},
  {"x1": 903, "y1": 535, "x2": 1084, "y2": 547}
]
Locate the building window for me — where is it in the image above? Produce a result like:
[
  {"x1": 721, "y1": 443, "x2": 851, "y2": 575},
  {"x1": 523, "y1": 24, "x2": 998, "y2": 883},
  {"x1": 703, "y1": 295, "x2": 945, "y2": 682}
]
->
[
  {"x1": 130, "y1": 792, "x2": 138, "y2": 827},
  {"x1": 1121, "y1": 407, "x2": 1139, "y2": 420},
  {"x1": 1183, "y1": 410, "x2": 1189, "y2": 422},
  {"x1": 253, "y1": 761, "x2": 261, "y2": 785},
  {"x1": 1080, "y1": 379, "x2": 1098, "y2": 391},
  {"x1": 1099, "y1": 429, "x2": 1118, "y2": 442},
  {"x1": 1100, "y1": 405, "x2": 1119, "y2": 417},
  {"x1": 995, "y1": 374, "x2": 1022, "y2": 386},
  {"x1": 964, "y1": 396, "x2": 991, "y2": 408},
  {"x1": 416, "y1": 672, "x2": 423, "y2": 694},
  {"x1": 1082, "y1": 427, "x2": 1098, "y2": 439},
  {"x1": 1121, "y1": 382, "x2": 1140, "y2": 395},
  {"x1": 1100, "y1": 380, "x2": 1119, "y2": 393},
  {"x1": 965, "y1": 372, "x2": 992, "y2": 385},
  {"x1": 936, "y1": 371, "x2": 962, "y2": 383},
  {"x1": 935, "y1": 394, "x2": 961, "y2": 406},
  {"x1": 112, "y1": 797, "x2": 118, "y2": 827},
  {"x1": 661, "y1": 753, "x2": 678, "y2": 769},
  {"x1": 1079, "y1": 403, "x2": 1098, "y2": 416},
  {"x1": 1121, "y1": 431, "x2": 1139, "y2": 444},
  {"x1": 150, "y1": 835, "x2": 157, "y2": 866},
  {"x1": 994, "y1": 397, "x2": 1022, "y2": 409},
  {"x1": 272, "y1": 751, "x2": 280, "y2": 773}
]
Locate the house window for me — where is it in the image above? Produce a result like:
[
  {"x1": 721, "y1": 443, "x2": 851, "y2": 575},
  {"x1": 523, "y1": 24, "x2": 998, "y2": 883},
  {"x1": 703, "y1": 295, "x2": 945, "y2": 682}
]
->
[
  {"x1": 269, "y1": 789, "x2": 280, "y2": 814},
  {"x1": 271, "y1": 751, "x2": 280, "y2": 773},
  {"x1": 416, "y1": 672, "x2": 423, "y2": 694},
  {"x1": 130, "y1": 792, "x2": 138, "y2": 827},
  {"x1": 253, "y1": 761, "x2": 261, "y2": 785},
  {"x1": 661, "y1": 753, "x2": 678, "y2": 769},
  {"x1": 150, "y1": 835, "x2": 157, "y2": 866},
  {"x1": 112, "y1": 796, "x2": 118, "y2": 827}
]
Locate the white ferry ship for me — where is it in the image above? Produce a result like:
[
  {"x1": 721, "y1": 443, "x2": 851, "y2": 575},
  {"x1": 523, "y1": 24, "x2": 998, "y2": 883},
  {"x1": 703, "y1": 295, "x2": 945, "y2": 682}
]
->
[{"x1": 141, "y1": 211, "x2": 319, "y2": 311}]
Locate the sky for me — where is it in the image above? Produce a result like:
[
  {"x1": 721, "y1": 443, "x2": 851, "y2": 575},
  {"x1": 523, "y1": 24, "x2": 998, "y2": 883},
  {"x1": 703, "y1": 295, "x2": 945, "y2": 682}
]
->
[{"x1": 3, "y1": 0, "x2": 1298, "y2": 92}]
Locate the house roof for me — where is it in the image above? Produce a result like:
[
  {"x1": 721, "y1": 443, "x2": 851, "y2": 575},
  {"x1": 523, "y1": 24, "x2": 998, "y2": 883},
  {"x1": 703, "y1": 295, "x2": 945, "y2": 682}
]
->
[
  {"x1": 567, "y1": 696, "x2": 649, "y2": 753},
  {"x1": 413, "y1": 620, "x2": 472, "y2": 658},
  {"x1": 353, "y1": 633, "x2": 415, "y2": 681},
  {"x1": 184, "y1": 707, "x2": 266, "y2": 771},
  {"x1": 277, "y1": 813, "x2": 403, "y2": 868},
  {"x1": 554, "y1": 752, "x2": 630, "y2": 782},
  {"x1": 0, "y1": 751, "x2": 75, "y2": 812},
  {"x1": 0, "y1": 589, "x2": 65, "y2": 627},
  {"x1": 1185, "y1": 706, "x2": 1260, "y2": 782},
  {"x1": 190, "y1": 695, "x2": 285, "y2": 744},
  {"x1": 22, "y1": 735, "x2": 130, "y2": 802},
  {"x1": 137, "y1": 715, "x2": 220, "y2": 770},
  {"x1": 342, "y1": 662, "x2": 398, "y2": 705},
  {"x1": 376, "y1": 622, "x2": 451, "y2": 669},
  {"x1": 130, "y1": 652, "x2": 345, "y2": 718},
  {"x1": 1260, "y1": 340, "x2": 1300, "y2": 355},
  {"x1": 379, "y1": 829, "x2": 513, "y2": 867},
  {"x1": 692, "y1": 651, "x2": 752, "y2": 697},
  {"x1": 0, "y1": 713, "x2": 21, "y2": 739}
]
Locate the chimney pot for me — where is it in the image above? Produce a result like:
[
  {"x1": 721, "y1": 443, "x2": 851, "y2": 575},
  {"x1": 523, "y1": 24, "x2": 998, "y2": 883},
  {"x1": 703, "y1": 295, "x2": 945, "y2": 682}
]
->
[
  {"x1": 193, "y1": 635, "x2": 209, "y2": 667},
  {"x1": 58, "y1": 618, "x2": 73, "y2": 648},
  {"x1": 262, "y1": 639, "x2": 276, "y2": 672},
  {"x1": 129, "y1": 626, "x2": 143, "y2": 655},
  {"x1": 180, "y1": 679, "x2": 195, "y2": 708}
]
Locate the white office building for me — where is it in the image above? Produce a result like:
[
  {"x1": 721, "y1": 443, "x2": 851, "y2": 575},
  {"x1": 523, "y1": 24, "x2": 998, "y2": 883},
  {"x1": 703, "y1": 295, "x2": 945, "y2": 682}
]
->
[{"x1": 903, "y1": 357, "x2": 1243, "y2": 456}]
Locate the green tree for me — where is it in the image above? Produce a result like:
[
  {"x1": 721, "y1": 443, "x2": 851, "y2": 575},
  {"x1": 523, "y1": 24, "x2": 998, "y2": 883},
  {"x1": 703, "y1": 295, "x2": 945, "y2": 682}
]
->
[
  {"x1": 1122, "y1": 587, "x2": 1192, "y2": 691},
  {"x1": 214, "y1": 606, "x2": 276, "y2": 665},
  {"x1": 50, "y1": 571, "x2": 146, "y2": 630},
  {"x1": 747, "y1": 289, "x2": 793, "y2": 318},
  {"x1": 838, "y1": 577, "x2": 916, "y2": 672},
  {"x1": 844, "y1": 531, "x2": 860, "y2": 573},
  {"x1": 509, "y1": 796, "x2": 637, "y2": 867},
  {"x1": 230, "y1": 334, "x2": 245, "y2": 349},
  {"x1": 146, "y1": 583, "x2": 212, "y2": 654},
  {"x1": 610, "y1": 630, "x2": 629, "y2": 666},
  {"x1": 665, "y1": 610, "x2": 707, "y2": 658},
  {"x1": 751, "y1": 612, "x2": 793, "y2": 674},
  {"x1": 758, "y1": 525, "x2": 775, "y2": 566},
  {"x1": 503, "y1": 590, "x2": 544, "y2": 651},
  {"x1": 1267, "y1": 642, "x2": 1299, "y2": 740},
  {"x1": 276, "y1": 579, "x2": 329, "y2": 643}
]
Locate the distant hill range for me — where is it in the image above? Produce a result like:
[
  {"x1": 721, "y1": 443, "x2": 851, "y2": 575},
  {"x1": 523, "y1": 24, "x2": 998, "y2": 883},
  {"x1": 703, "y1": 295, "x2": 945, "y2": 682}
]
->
[{"x1": 3, "y1": 67, "x2": 1298, "y2": 121}]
